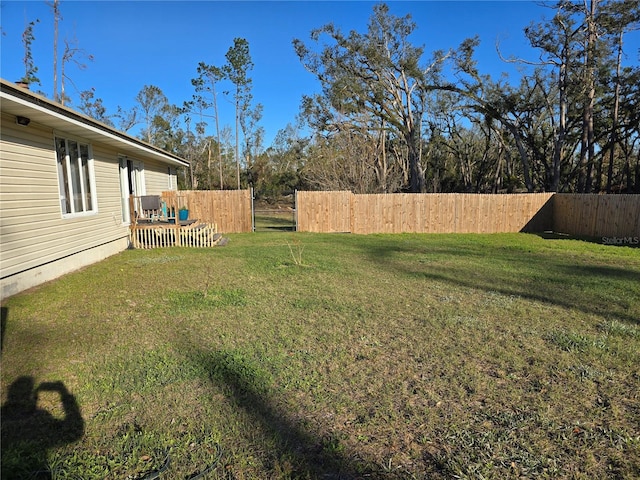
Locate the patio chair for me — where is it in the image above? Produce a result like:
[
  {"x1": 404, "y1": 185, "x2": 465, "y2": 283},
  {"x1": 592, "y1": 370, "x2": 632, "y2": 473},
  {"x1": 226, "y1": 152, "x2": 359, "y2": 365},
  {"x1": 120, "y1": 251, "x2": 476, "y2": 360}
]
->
[{"x1": 140, "y1": 195, "x2": 162, "y2": 221}]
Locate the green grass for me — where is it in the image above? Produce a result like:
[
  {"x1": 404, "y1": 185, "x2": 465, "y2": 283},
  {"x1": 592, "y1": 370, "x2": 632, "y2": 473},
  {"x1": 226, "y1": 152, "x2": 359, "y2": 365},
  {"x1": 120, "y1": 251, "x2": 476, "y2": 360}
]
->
[
  {"x1": 1, "y1": 233, "x2": 639, "y2": 479},
  {"x1": 253, "y1": 210, "x2": 295, "y2": 231}
]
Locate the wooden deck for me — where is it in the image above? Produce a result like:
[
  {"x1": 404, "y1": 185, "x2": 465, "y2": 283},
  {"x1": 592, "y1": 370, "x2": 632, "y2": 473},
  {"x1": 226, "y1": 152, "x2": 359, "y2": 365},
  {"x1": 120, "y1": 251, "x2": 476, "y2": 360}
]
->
[{"x1": 128, "y1": 195, "x2": 223, "y2": 249}]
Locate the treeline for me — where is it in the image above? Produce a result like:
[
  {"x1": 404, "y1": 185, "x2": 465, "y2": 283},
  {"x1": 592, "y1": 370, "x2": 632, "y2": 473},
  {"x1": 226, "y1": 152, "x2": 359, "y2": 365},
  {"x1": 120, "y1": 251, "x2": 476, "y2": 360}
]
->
[
  {"x1": 294, "y1": 1, "x2": 640, "y2": 194},
  {"x1": 18, "y1": 1, "x2": 640, "y2": 196}
]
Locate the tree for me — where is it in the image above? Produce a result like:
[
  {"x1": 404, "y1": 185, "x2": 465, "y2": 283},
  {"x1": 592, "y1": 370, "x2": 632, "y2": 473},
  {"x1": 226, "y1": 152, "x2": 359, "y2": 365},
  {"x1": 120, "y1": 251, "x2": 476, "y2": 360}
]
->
[
  {"x1": 507, "y1": 4, "x2": 584, "y2": 191},
  {"x1": 224, "y1": 38, "x2": 254, "y2": 189},
  {"x1": 135, "y1": 85, "x2": 168, "y2": 144},
  {"x1": 78, "y1": 88, "x2": 112, "y2": 125},
  {"x1": 260, "y1": 123, "x2": 308, "y2": 199},
  {"x1": 294, "y1": 3, "x2": 456, "y2": 192},
  {"x1": 192, "y1": 62, "x2": 226, "y2": 189},
  {"x1": 20, "y1": 19, "x2": 40, "y2": 86},
  {"x1": 456, "y1": 1, "x2": 624, "y2": 193},
  {"x1": 113, "y1": 105, "x2": 138, "y2": 133},
  {"x1": 50, "y1": 0, "x2": 61, "y2": 101},
  {"x1": 239, "y1": 100, "x2": 264, "y2": 183},
  {"x1": 599, "y1": 0, "x2": 640, "y2": 192},
  {"x1": 508, "y1": 0, "x2": 640, "y2": 192},
  {"x1": 574, "y1": 0, "x2": 599, "y2": 193},
  {"x1": 150, "y1": 103, "x2": 184, "y2": 153},
  {"x1": 60, "y1": 35, "x2": 93, "y2": 106},
  {"x1": 302, "y1": 126, "x2": 403, "y2": 193}
]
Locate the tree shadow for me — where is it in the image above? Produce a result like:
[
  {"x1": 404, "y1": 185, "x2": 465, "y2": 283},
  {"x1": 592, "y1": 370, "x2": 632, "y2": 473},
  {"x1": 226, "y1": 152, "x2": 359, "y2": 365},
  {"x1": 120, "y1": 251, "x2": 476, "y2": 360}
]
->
[
  {"x1": 254, "y1": 213, "x2": 296, "y2": 232},
  {"x1": 1, "y1": 377, "x2": 85, "y2": 479},
  {"x1": 417, "y1": 265, "x2": 639, "y2": 324},
  {"x1": 350, "y1": 236, "x2": 640, "y2": 324},
  {"x1": 180, "y1": 345, "x2": 394, "y2": 479},
  {"x1": 534, "y1": 231, "x2": 640, "y2": 248},
  {"x1": 1, "y1": 306, "x2": 7, "y2": 355}
]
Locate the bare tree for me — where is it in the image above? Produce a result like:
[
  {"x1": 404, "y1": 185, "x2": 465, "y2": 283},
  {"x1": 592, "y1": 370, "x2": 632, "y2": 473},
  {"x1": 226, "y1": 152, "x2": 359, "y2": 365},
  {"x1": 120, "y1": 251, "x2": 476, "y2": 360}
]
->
[
  {"x1": 60, "y1": 35, "x2": 93, "y2": 106},
  {"x1": 49, "y1": 0, "x2": 61, "y2": 101}
]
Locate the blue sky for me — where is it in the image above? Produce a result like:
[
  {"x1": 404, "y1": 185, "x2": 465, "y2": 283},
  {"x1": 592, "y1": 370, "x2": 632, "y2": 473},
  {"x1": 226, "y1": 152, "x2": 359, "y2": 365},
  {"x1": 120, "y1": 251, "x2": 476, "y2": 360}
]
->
[{"x1": 2, "y1": 1, "x2": 638, "y2": 147}]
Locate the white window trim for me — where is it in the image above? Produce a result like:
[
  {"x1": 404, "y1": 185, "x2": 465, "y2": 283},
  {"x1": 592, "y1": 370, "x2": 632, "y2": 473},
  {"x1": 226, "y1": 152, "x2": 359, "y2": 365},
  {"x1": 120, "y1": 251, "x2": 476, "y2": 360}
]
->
[
  {"x1": 132, "y1": 161, "x2": 146, "y2": 197},
  {"x1": 168, "y1": 166, "x2": 176, "y2": 190},
  {"x1": 119, "y1": 156, "x2": 131, "y2": 225},
  {"x1": 54, "y1": 133, "x2": 98, "y2": 219},
  {"x1": 118, "y1": 156, "x2": 146, "y2": 225}
]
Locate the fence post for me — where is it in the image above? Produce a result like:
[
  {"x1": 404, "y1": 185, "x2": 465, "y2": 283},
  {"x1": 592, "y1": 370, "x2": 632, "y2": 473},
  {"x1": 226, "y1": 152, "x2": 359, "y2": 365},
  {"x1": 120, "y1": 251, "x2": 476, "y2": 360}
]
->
[
  {"x1": 294, "y1": 190, "x2": 298, "y2": 232},
  {"x1": 251, "y1": 187, "x2": 255, "y2": 232},
  {"x1": 350, "y1": 192, "x2": 355, "y2": 233}
]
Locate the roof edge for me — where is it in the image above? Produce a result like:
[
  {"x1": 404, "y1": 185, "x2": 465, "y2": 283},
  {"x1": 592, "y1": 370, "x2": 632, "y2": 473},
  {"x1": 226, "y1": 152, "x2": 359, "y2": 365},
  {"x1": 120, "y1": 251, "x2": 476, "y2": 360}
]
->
[{"x1": 1, "y1": 78, "x2": 189, "y2": 168}]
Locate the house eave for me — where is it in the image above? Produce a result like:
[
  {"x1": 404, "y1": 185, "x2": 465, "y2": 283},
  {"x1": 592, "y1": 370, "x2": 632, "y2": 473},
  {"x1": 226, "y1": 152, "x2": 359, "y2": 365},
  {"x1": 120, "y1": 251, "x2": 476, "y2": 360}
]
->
[{"x1": 0, "y1": 79, "x2": 189, "y2": 168}]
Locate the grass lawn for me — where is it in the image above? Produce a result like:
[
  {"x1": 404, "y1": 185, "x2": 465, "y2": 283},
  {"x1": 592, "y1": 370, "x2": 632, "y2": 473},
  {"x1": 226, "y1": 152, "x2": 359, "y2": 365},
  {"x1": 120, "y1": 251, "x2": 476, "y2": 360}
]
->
[
  {"x1": 254, "y1": 210, "x2": 296, "y2": 232},
  {"x1": 1, "y1": 233, "x2": 639, "y2": 479}
]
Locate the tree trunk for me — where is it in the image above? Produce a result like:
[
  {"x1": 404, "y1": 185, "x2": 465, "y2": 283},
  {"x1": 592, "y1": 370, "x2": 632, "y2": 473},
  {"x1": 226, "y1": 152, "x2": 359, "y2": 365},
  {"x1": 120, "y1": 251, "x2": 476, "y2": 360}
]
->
[
  {"x1": 60, "y1": 60, "x2": 66, "y2": 106},
  {"x1": 376, "y1": 120, "x2": 388, "y2": 193},
  {"x1": 505, "y1": 122, "x2": 534, "y2": 192},
  {"x1": 53, "y1": 0, "x2": 60, "y2": 102},
  {"x1": 210, "y1": 82, "x2": 224, "y2": 190},
  {"x1": 606, "y1": 32, "x2": 623, "y2": 193},
  {"x1": 578, "y1": 0, "x2": 598, "y2": 193},
  {"x1": 406, "y1": 128, "x2": 425, "y2": 192},
  {"x1": 551, "y1": 48, "x2": 568, "y2": 192},
  {"x1": 207, "y1": 142, "x2": 212, "y2": 190},
  {"x1": 235, "y1": 95, "x2": 241, "y2": 190}
]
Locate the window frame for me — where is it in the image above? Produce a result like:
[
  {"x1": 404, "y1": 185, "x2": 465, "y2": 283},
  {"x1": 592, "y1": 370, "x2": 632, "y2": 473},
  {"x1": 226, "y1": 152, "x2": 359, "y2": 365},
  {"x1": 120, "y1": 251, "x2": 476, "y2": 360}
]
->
[
  {"x1": 118, "y1": 156, "x2": 146, "y2": 224},
  {"x1": 167, "y1": 166, "x2": 176, "y2": 190},
  {"x1": 54, "y1": 134, "x2": 98, "y2": 218}
]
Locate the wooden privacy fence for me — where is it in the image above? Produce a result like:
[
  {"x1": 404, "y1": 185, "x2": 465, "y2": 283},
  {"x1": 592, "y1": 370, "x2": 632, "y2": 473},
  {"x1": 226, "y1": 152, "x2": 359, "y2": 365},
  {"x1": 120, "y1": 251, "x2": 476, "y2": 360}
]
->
[
  {"x1": 295, "y1": 191, "x2": 353, "y2": 233},
  {"x1": 554, "y1": 194, "x2": 640, "y2": 238},
  {"x1": 155, "y1": 190, "x2": 639, "y2": 238},
  {"x1": 296, "y1": 191, "x2": 555, "y2": 234},
  {"x1": 163, "y1": 189, "x2": 252, "y2": 233}
]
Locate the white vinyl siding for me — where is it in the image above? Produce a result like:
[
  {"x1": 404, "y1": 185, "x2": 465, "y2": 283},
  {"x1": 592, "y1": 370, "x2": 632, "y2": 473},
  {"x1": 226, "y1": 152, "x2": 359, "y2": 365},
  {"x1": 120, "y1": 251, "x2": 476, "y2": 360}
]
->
[{"x1": 144, "y1": 159, "x2": 178, "y2": 194}]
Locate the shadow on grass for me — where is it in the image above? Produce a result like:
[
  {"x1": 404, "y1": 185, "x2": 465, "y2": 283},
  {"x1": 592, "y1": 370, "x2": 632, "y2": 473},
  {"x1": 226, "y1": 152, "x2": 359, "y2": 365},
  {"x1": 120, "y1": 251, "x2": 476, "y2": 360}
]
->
[
  {"x1": 256, "y1": 225, "x2": 296, "y2": 232},
  {"x1": 180, "y1": 345, "x2": 391, "y2": 479},
  {"x1": 1, "y1": 306, "x2": 7, "y2": 355},
  {"x1": 351, "y1": 236, "x2": 640, "y2": 324},
  {"x1": 421, "y1": 265, "x2": 638, "y2": 323},
  {"x1": 534, "y1": 231, "x2": 640, "y2": 248},
  {"x1": 254, "y1": 213, "x2": 296, "y2": 233},
  {"x1": 566, "y1": 264, "x2": 640, "y2": 283},
  {"x1": 1, "y1": 377, "x2": 84, "y2": 479}
]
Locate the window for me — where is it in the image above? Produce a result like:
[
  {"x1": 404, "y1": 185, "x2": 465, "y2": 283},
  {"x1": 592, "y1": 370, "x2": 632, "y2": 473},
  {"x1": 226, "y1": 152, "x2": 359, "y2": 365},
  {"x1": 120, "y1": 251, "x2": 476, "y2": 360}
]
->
[{"x1": 55, "y1": 137, "x2": 96, "y2": 215}]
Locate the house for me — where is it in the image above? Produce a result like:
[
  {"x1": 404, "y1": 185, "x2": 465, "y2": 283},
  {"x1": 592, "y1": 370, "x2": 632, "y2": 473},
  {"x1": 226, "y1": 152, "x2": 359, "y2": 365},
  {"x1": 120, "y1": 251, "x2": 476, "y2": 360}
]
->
[{"x1": 0, "y1": 79, "x2": 189, "y2": 299}]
